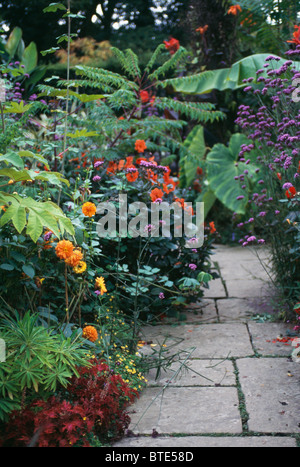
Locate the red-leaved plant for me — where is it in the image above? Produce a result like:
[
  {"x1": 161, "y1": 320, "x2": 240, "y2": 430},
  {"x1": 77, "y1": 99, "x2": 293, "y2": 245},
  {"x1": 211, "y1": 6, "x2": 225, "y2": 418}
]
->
[{"x1": 0, "y1": 360, "x2": 138, "y2": 447}]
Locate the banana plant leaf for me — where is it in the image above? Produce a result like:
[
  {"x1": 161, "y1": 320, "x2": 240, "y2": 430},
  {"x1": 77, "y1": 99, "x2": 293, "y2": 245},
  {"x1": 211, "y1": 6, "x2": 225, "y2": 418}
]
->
[
  {"x1": 162, "y1": 54, "x2": 300, "y2": 95},
  {"x1": 206, "y1": 133, "x2": 259, "y2": 214}
]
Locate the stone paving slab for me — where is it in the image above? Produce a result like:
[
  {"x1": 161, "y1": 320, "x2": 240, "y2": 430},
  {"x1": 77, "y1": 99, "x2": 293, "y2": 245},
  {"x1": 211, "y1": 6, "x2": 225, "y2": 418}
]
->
[
  {"x1": 113, "y1": 246, "x2": 300, "y2": 448},
  {"x1": 161, "y1": 300, "x2": 219, "y2": 325},
  {"x1": 114, "y1": 435, "x2": 297, "y2": 447},
  {"x1": 146, "y1": 359, "x2": 236, "y2": 387},
  {"x1": 213, "y1": 254, "x2": 271, "y2": 281},
  {"x1": 217, "y1": 298, "x2": 258, "y2": 323},
  {"x1": 127, "y1": 387, "x2": 243, "y2": 435},
  {"x1": 224, "y1": 279, "x2": 270, "y2": 300},
  {"x1": 248, "y1": 322, "x2": 296, "y2": 356},
  {"x1": 211, "y1": 244, "x2": 271, "y2": 263},
  {"x1": 217, "y1": 261, "x2": 270, "y2": 281},
  {"x1": 182, "y1": 299, "x2": 218, "y2": 323},
  {"x1": 209, "y1": 245, "x2": 273, "y2": 301},
  {"x1": 203, "y1": 278, "x2": 227, "y2": 299},
  {"x1": 140, "y1": 323, "x2": 254, "y2": 359},
  {"x1": 237, "y1": 358, "x2": 300, "y2": 433}
]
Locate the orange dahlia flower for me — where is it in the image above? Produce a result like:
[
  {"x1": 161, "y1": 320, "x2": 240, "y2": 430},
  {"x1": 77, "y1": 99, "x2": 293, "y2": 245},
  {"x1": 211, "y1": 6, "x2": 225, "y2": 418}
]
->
[
  {"x1": 163, "y1": 169, "x2": 176, "y2": 194},
  {"x1": 65, "y1": 248, "x2": 83, "y2": 267},
  {"x1": 126, "y1": 171, "x2": 139, "y2": 182},
  {"x1": 150, "y1": 188, "x2": 164, "y2": 203},
  {"x1": 55, "y1": 240, "x2": 74, "y2": 260},
  {"x1": 82, "y1": 326, "x2": 98, "y2": 343},
  {"x1": 82, "y1": 202, "x2": 97, "y2": 217},
  {"x1": 147, "y1": 169, "x2": 158, "y2": 185},
  {"x1": 106, "y1": 161, "x2": 118, "y2": 175},
  {"x1": 118, "y1": 159, "x2": 125, "y2": 170},
  {"x1": 175, "y1": 197, "x2": 185, "y2": 209},
  {"x1": 125, "y1": 156, "x2": 134, "y2": 168},
  {"x1": 135, "y1": 140, "x2": 147, "y2": 153}
]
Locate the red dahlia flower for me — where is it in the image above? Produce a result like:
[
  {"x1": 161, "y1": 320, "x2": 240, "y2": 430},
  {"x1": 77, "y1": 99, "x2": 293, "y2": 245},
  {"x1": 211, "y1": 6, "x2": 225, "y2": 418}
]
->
[
  {"x1": 286, "y1": 186, "x2": 297, "y2": 199},
  {"x1": 164, "y1": 38, "x2": 180, "y2": 55}
]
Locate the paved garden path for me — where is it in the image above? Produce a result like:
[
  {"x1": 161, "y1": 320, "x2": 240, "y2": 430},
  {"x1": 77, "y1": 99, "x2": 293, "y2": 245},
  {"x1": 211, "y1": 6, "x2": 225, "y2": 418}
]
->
[{"x1": 114, "y1": 245, "x2": 300, "y2": 448}]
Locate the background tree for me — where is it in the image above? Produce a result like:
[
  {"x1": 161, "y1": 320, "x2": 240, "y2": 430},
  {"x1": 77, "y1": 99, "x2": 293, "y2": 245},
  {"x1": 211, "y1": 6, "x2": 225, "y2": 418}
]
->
[
  {"x1": 0, "y1": 0, "x2": 189, "y2": 53},
  {"x1": 183, "y1": 0, "x2": 238, "y2": 70}
]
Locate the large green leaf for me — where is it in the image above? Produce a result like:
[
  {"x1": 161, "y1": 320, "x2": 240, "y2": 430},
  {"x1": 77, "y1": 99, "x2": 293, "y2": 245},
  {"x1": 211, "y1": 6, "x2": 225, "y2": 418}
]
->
[
  {"x1": 18, "y1": 150, "x2": 49, "y2": 169},
  {"x1": 43, "y1": 3, "x2": 67, "y2": 13},
  {"x1": 67, "y1": 129, "x2": 99, "y2": 138},
  {"x1": 38, "y1": 87, "x2": 104, "y2": 103},
  {"x1": 182, "y1": 125, "x2": 207, "y2": 186},
  {"x1": 206, "y1": 133, "x2": 258, "y2": 214},
  {"x1": 0, "y1": 152, "x2": 24, "y2": 169},
  {"x1": 5, "y1": 27, "x2": 22, "y2": 59},
  {"x1": 0, "y1": 150, "x2": 49, "y2": 170},
  {"x1": 163, "y1": 54, "x2": 300, "y2": 95},
  {"x1": 0, "y1": 168, "x2": 35, "y2": 181},
  {"x1": 3, "y1": 101, "x2": 34, "y2": 114},
  {"x1": 0, "y1": 167, "x2": 69, "y2": 187},
  {"x1": 196, "y1": 189, "x2": 217, "y2": 219},
  {"x1": 12, "y1": 205, "x2": 27, "y2": 234},
  {"x1": 0, "y1": 193, "x2": 74, "y2": 242},
  {"x1": 21, "y1": 42, "x2": 38, "y2": 73}
]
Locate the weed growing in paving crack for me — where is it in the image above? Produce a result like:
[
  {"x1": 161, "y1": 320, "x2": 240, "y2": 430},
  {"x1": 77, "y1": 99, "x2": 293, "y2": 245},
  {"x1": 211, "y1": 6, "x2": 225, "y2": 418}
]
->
[{"x1": 231, "y1": 358, "x2": 250, "y2": 432}]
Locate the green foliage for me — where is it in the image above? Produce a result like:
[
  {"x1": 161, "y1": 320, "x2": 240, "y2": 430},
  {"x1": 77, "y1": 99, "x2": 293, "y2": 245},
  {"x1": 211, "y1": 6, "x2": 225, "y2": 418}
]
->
[
  {"x1": 0, "y1": 151, "x2": 74, "y2": 242},
  {"x1": 0, "y1": 0, "x2": 188, "y2": 57},
  {"x1": 181, "y1": 131, "x2": 260, "y2": 217},
  {"x1": 181, "y1": 124, "x2": 207, "y2": 187},
  {"x1": 162, "y1": 54, "x2": 300, "y2": 95},
  {"x1": 38, "y1": 44, "x2": 225, "y2": 171},
  {"x1": 0, "y1": 194, "x2": 74, "y2": 242},
  {"x1": 111, "y1": 47, "x2": 142, "y2": 80},
  {"x1": 148, "y1": 46, "x2": 188, "y2": 81},
  {"x1": 43, "y1": 2, "x2": 67, "y2": 13},
  {"x1": 0, "y1": 36, "x2": 220, "y2": 437},
  {"x1": 0, "y1": 312, "x2": 90, "y2": 421},
  {"x1": 4, "y1": 27, "x2": 23, "y2": 60},
  {"x1": 155, "y1": 99, "x2": 224, "y2": 124},
  {"x1": 206, "y1": 133, "x2": 259, "y2": 215},
  {"x1": 1, "y1": 27, "x2": 39, "y2": 74},
  {"x1": 231, "y1": 0, "x2": 299, "y2": 55}
]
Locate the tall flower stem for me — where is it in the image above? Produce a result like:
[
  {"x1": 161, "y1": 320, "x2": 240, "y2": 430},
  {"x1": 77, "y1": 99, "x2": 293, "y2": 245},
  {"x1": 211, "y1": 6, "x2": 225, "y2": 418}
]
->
[
  {"x1": 65, "y1": 263, "x2": 69, "y2": 322},
  {"x1": 0, "y1": 102, "x2": 5, "y2": 132},
  {"x1": 58, "y1": 0, "x2": 71, "y2": 206}
]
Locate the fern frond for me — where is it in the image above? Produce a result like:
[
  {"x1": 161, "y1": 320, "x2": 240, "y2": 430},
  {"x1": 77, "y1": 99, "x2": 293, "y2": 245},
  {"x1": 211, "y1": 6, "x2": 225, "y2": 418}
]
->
[
  {"x1": 131, "y1": 116, "x2": 187, "y2": 132},
  {"x1": 110, "y1": 47, "x2": 140, "y2": 79},
  {"x1": 124, "y1": 49, "x2": 142, "y2": 79},
  {"x1": 106, "y1": 89, "x2": 138, "y2": 110},
  {"x1": 66, "y1": 78, "x2": 115, "y2": 93},
  {"x1": 145, "y1": 44, "x2": 166, "y2": 74},
  {"x1": 155, "y1": 98, "x2": 225, "y2": 123},
  {"x1": 74, "y1": 65, "x2": 138, "y2": 92},
  {"x1": 148, "y1": 47, "x2": 189, "y2": 81}
]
